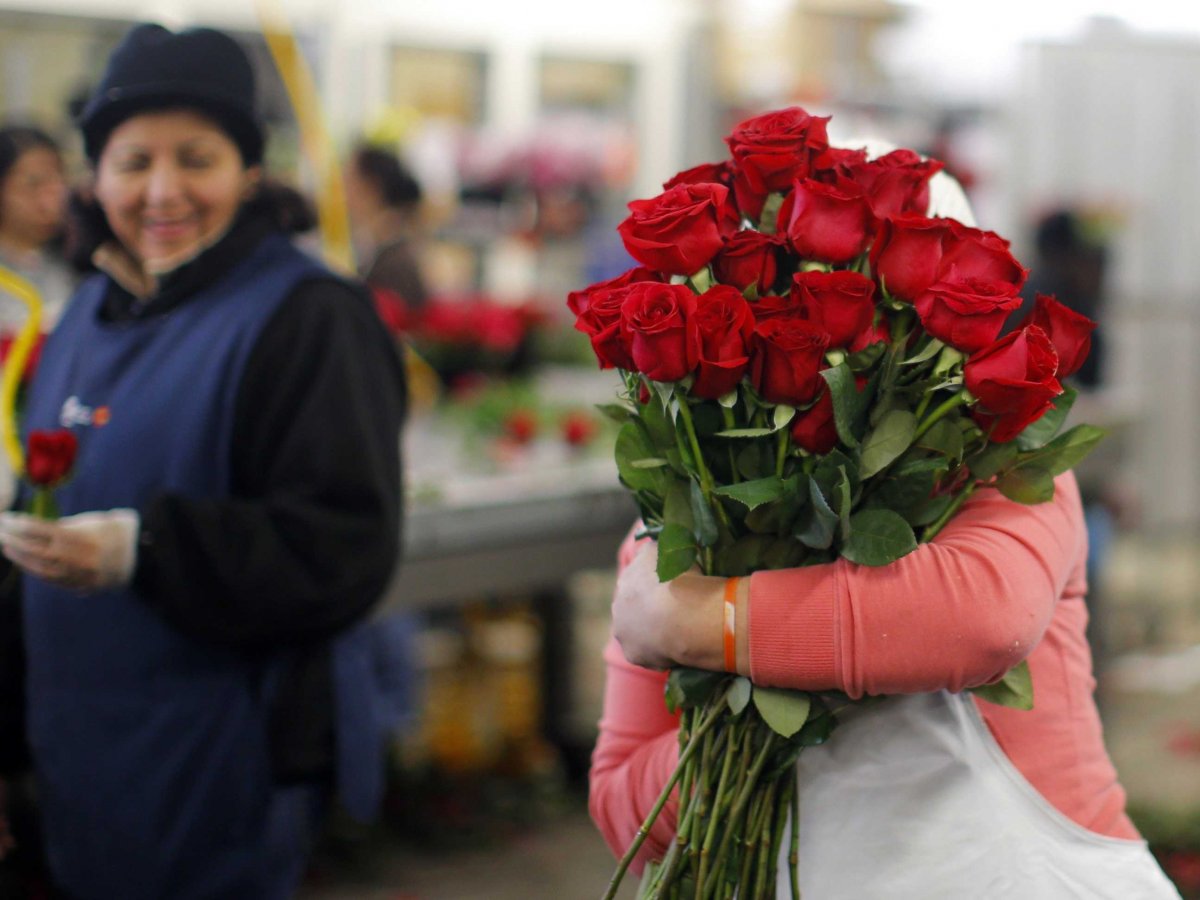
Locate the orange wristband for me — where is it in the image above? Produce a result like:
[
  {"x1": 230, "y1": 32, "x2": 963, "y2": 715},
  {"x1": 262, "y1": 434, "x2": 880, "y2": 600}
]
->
[{"x1": 723, "y1": 577, "x2": 739, "y2": 673}]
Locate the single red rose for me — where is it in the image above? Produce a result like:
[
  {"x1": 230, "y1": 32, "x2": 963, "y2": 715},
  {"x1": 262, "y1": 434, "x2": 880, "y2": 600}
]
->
[
  {"x1": 746, "y1": 292, "x2": 800, "y2": 322},
  {"x1": 847, "y1": 149, "x2": 944, "y2": 219},
  {"x1": 567, "y1": 266, "x2": 661, "y2": 317},
  {"x1": 618, "y1": 183, "x2": 737, "y2": 275},
  {"x1": 790, "y1": 388, "x2": 837, "y2": 454},
  {"x1": 503, "y1": 409, "x2": 538, "y2": 444},
  {"x1": 561, "y1": 411, "x2": 597, "y2": 447},
  {"x1": 573, "y1": 281, "x2": 640, "y2": 370},
  {"x1": 691, "y1": 285, "x2": 755, "y2": 399},
  {"x1": 726, "y1": 107, "x2": 831, "y2": 219},
  {"x1": 786, "y1": 177, "x2": 876, "y2": 264},
  {"x1": 620, "y1": 282, "x2": 699, "y2": 382},
  {"x1": 26, "y1": 429, "x2": 77, "y2": 486},
  {"x1": 869, "y1": 215, "x2": 951, "y2": 302},
  {"x1": 811, "y1": 145, "x2": 869, "y2": 181},
  {"x1": 939, "y1": 221, "x2": 1028, "y2": 295},
  {"x1": 964, "y1": 326, "x2": 1063, "y2": 442},
  {"x1": 663, "y1": 161, "x2": 733, "y2": 191},
  {"x1": 713, "y1": 230, "x2": 782, "y2": 294},
  {"x1": 914, "y1": 274, "x2": 1023, "y2": 353},
  {"x1": 791, "y1": 270, "x2": 877, "y2": 349},
  {"x1": 750, "y1": 317, "x2": 830, "y2": 406},
  {"x1": 1018, "y1": 293, "x2": 1096, "y2": 379}
]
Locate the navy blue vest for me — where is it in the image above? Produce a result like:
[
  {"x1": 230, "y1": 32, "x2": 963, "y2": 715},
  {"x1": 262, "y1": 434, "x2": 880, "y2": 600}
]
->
[{"x1": 20, "y1": 235, "x2": 388, "y2": 899}]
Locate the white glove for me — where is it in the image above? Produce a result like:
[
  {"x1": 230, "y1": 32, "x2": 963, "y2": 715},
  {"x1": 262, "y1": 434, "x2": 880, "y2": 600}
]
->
[{"x1": 0, "y1": 509, "x2": 140, "y2": 592}]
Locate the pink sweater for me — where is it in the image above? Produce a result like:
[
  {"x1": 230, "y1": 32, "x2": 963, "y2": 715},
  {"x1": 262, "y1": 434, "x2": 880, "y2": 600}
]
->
[{"x1": 589, "y1": 472, "x2": 1138, "y2": 869}]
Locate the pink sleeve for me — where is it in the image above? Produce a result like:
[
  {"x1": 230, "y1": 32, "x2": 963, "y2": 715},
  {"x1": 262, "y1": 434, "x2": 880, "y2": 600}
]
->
[
  {"x1": 748, "y1": 473, "x2": 1087, "y2": 697},
  {"x1": 588, "y1": 528, "x2": 683, "y2": 869}
]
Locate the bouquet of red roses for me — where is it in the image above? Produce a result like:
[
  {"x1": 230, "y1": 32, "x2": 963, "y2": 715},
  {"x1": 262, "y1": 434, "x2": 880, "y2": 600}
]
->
[{"x1": 569, "y1": 107, "x2": 1103, "y2": 899}]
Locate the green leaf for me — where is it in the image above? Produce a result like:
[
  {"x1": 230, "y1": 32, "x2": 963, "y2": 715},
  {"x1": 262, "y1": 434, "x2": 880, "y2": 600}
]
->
[
  {"x1": 639, "y1": 387, "x2": 677, "y2": 451},
  {"x1": 970, "y1": 659, "x2": 1034, "y2": 710},
  {"x1": 752, "y1": 687, "x2": 812, "y2": 738},
  {"x1": 932, "y1": 345, "x2": 965, "y2": 377},
  {"x1": 1024, "y1": 424, "x2": 1106, "y2": 477},
  {"x1": 901, "y1": 336, "x2": 945, "y2": 366},
  {"x1": 821, "y1": 363, "x2": 864, "y2": 448},
  {"x1": 689, "y1": 479, "x2": 719, "y2": 547},
  {"x1": 716, "y1": 534, "x2": 777, "y2": 576},
  {"x1": 835, "y1": 465, "x2": 853, "y2": 541},
  {"x1": 1016, "y1": 387, "x2": 1077, "y2": 451},
  {"x1": 841, "y1": 508, "x2": 918, "y2": 566},
  {"x1": 736, "y1": 442, "x2": 772, "y2": 480},
  {"x1": 916, "y1": 418, "x2": 964, "y2": 461},
  {"x1": 859, "y1": 409, "x2": 917, "y2": 479},
  {"x1": 657, "y1": 523, "x2": 697, "y2": 581},
  {"x1": 595, "y1": 402, "x2": 634, "y2": 424},
  {"x1": 967, "y1": 442, "x2": 1020, "y2": 481},
  {"x1": 795, "y1": 476, "x2": 838, "y2": 550},
  {"x1": 996, "y1": 465, "x2": 1056, "y2": 504},
  {"x1": 615, "y1": 421, "x2": 670, "y2": 494},
  {"x1": 716, "y1": 427, "x2": 776, "y2": 438},
  {"x1": 713, "y1": 476, "x2": 787, "y2": 511},
  {"x1": 795, "y1": 709, "x2": 837, "y2": 747},
  {"x1": 629, "y1": 457, "x2": 670, "y2": 469},
  {"x1": 662, "y1": 479, "x2": 695, "y2": 532},
  {"x1": 773, "y1": 404, "x2": 796, "y2": 431},
  {"x1": 728, "y1": 677, "x2": 752, "y2": 715},
  {"x1": 665, "y1": 667, "x2": 728, "y2": 713},
  {"x1": 688, "y1": 266, "x2": 714, "y2": 294}
]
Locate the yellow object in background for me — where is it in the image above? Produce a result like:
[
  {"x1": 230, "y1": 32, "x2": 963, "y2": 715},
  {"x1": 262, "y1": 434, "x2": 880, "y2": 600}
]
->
[{"x1": 0, "y1": 265, "x2": 43, "y2": 476}]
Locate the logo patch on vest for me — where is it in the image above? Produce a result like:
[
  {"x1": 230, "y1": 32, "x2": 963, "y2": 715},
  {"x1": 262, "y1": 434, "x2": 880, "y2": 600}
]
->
[{"x1": 59, "y1": 395, "x2": 111, "y2": 429}]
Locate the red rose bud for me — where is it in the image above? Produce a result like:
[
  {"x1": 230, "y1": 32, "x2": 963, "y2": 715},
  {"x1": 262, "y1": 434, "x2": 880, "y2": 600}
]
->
[
  {"x1": 791, "y1": 270, "x2": 877, "y2": 349},
  {"x1": 620, "y1": 282, "x2": 699, "y2": 383},
  {"x1": 913, "y1": 275, "x2": 1023, "y2": 353},
  {"x1": 939, "y1": 221, "x2": 1028, "y2": 295},
  {"x1": 964, "y1": 326, "x2": 1063, "y2": 443},
  {"x1": 663, "y1": 161, "x2": 733, "y2": 191},
  {"x1": 561, "y1": 411, "x2": 597, "y2": 447},
  {"x1": 504, "y1": 409, "x2": 538, "y2": 444},
  {"x1": 713, "y1": 230, "x2": 782, "y2": 294},
  {"x1": 869, "y1": 214, "x2": 950, "y2": 302},
  {"x1": 691, "y1": 285, "x2": 755, "y2": 399},
  {"x1": 573, "y1": 281, "x2": 640, "y2": 370},
  {"x1": 847, "y1": 149, "x2": 944, "y2": 219},
  {"x1": 26, "y1": 429, "x2": 78, "y2": 486},
  {"x1": 750, "y1": 317, "x2": 830, "y2": 406},
  {"x1": 1019, "y1": 293, "x2": 1096, "y2": 379},
  {"x1": 786, "y1": 177, "x2": 876, "y2": 265},
  {"x1": 567, "y1": 266, "x2": 661, "y2": 317},
  {"x1": 618, "y1": 183, "x2": 737, "y2": 275},
  {"x1": 790, "y1": 388, "x2": 837, "y2": 454},
  {"x1": 725, "y1": 106, "x2": 831, "y2": 198}
]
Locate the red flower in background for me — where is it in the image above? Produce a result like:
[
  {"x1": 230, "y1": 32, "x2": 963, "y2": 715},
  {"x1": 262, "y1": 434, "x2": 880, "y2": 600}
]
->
[
  {"x1": 26, "y1": 429, "x2": 77, "y2": 486},
  {"x1": 561, "y1": 411, "x2": 598, "y2": 447},
  {"x1": 1018, "y1": 293, "x2": 1097, "y2": 379},
  {"x1": 503, "y1": 409, "x2": 538, "y2": 444}
]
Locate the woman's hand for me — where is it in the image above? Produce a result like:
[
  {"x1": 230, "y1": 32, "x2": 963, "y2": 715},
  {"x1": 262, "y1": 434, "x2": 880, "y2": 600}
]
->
[
  {"x1": 0, "y1": 510, "x2": 139, "y2": 592},
  {"x1": 612, "y1": 540, "x2": 747, "y2": 673}
]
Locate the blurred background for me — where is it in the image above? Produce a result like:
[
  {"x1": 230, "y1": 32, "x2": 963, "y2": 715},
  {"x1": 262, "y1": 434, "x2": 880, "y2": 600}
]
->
[{"x1": 2, "y1": 0, "x2": 1200, "y2": 897}]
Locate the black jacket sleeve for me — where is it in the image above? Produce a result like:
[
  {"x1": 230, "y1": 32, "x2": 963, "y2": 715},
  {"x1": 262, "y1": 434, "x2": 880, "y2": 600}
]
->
[
  {"x1": 132, "y1": 277, "x2": 407, "y2": 648},
  {"x1": 0, "y1": 558, "x2": 28, "y2": 774}
]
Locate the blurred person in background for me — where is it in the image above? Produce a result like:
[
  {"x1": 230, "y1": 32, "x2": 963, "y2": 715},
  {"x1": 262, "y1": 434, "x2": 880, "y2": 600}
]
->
[
  {"x1": 0, "y1": 23, "x2": 407, "y2": 900},
  {"x1": 0, "y1": 125, "x2": 75, "y2": 331},
  {"x1": 344, "y1": 142, "x2": 430, "y2": 332}
]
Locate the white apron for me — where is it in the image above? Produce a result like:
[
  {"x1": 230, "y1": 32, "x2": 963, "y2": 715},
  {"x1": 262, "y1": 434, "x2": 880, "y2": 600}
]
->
[{"x1": 781, "y1": 691, "x2": 1180, "y2": 899}]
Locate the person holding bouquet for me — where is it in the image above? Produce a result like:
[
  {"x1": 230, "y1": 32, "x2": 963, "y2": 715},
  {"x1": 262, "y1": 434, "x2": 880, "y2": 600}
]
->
[
  {"x1": 0, "y1": 23, "x2": 406, "y2": 900},
  {"x1": 584, "y1": 117, "x2": 1179, "y2": 897}
]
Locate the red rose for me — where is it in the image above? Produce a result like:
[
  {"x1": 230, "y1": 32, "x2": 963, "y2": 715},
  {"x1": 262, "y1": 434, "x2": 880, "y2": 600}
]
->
[
  {"x1": 786, "y1": 178, "x2": 876, "y2": 264},
  {"x1": 847, "y1": 149, "x2": 944, "y2": 219},
  {"x1": 561, "y1": 411, "x2": 597, "y2": 447},
  {"x1": 913, "y1": 275, "x2": 1023, "y2": 353},
  {"x1": 791, "y1": 270, "x2": 877, "y2": 349},
  {"x1": 746, "y1": 292, "x2": 800, "y2": 322},
  {"x1": 726, "y1": 107, "x2": 831, "y2": 218},
  {"x1": 811, "y1": 145, "x2": 869, "y2": 180},
  {"x1": 849, "y1": 317, "x2": 890, "y2": 353},
  {"x1": 621, "y1": 282, "x2": 699, "y2": 382},
  {"x1": 869, "y1": 215, "x2": 951, "y2": 302},
  {"x1": 618, "y1": 183, "x2": 737, "y2": 275},
  {"x1": 1018, "y1": 293, "x2": 1096, "y2": 378},
  {"x1": 750, "y1": 317, "x2": 830, "y2": 405},
  {"x1": 939, "y1": 221, "x2": 1028, "y2": 295},
  {"x1": 790, "y1": 388, "x2": 837, "y2": 454},
  {"x1": 26, "y1": 429, "x2": 78, "y2": 486},
  {"x1": 503, "y1": 409, "x2": 538, "y2": 444},
  {"x1": 567, "y1": 266, "x2": 661, "y2": 317},
  {"x1": 664, "y1": 161, "x2": 733, "y2": 191},
  {"x1": 964, "y1": 326, "x2": 1063, "y2": 442},
  {"x1": 691, "y1": 285, "x2": 755, "y2": 399},
  {"x1": 573, "y1": 281, "x2": 640, "y2": 370},
  {"x1": 713, "y1": 230, "x2": 782, "y2": 294}
]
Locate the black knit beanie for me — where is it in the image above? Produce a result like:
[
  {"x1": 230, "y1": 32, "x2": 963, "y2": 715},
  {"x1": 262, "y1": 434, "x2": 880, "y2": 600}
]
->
[{"x1": 79, "y1": 23, "x2": 264, "y2": 165}]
